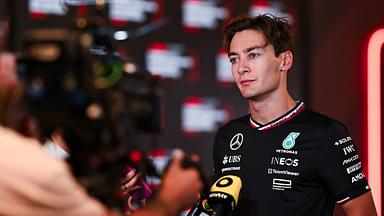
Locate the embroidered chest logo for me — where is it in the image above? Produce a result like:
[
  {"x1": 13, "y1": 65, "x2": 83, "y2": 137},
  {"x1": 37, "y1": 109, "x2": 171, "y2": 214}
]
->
[
  {"x1": 230, "y1": 133, "x2": 243, "y2": 150},
  {"x1": 282, "y1": 132, "x2": 300, "y2": 150}
]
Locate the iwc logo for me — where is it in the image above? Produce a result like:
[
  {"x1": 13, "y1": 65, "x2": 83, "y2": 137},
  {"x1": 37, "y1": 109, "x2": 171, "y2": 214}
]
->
[
  {"x1": 230, "y1": 133, "x2": 243, "y2": 150},
  {"x1": 282, "y1": 132, "x2": 300, "y2": 149}
]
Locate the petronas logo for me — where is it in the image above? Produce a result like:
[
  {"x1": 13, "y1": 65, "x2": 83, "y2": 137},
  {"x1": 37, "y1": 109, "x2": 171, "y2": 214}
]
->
[{"x1": 282, "y1": 132, "x2": 300, "y2": 149}]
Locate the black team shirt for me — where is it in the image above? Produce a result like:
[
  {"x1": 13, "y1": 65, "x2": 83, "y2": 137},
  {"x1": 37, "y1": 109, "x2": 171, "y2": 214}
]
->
[{"x1": 212, "y1": 102, "x2": 370, "y2": 216}]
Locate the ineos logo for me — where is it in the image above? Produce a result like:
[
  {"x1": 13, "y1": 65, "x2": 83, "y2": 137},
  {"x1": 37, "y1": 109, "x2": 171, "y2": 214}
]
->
[{"x1": 230, "y1": 133, "x2": 243, "y2": 150}]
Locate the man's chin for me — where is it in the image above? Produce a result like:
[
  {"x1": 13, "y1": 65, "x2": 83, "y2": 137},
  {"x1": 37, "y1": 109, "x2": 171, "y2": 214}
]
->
[
  {"x1": 242, "y1": 93, "x2": 265, "y2": 101},
  {"x1": 241, "y1": 91, "x2": 256, "y2": 99},
  {"x1": 243, "y1": 94, "x2": 256, "y2": 100}
]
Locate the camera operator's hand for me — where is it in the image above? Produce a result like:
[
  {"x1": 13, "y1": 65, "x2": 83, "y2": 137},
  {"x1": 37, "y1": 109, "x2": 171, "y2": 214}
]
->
[
  {"x1": 121, "y1": 168, "x2": 142, "y2": 197},
  {"x1": 121, "y1": 168, "x2": 148, "y2": 215},
  {"x1": 131, "y1": 149, "x2": 203, "y2": 216}
]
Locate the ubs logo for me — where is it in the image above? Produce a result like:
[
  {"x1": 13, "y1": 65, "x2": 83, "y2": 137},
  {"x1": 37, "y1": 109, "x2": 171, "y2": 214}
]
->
[
  {"x1": 230, "y1": 133, "x2": 243, "y2": 150},
  {"x1": 222, "y1": 155, "x2": 241, "y2": 165}
]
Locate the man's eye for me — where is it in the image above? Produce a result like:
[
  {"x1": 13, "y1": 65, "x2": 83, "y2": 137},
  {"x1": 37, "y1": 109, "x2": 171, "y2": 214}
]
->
[
  {"x1": 229, "y1": 57, "x2": 238, "y2": 64},
  {"x1": 248, "y1": 53, "x2": 260, "y2": 59}
]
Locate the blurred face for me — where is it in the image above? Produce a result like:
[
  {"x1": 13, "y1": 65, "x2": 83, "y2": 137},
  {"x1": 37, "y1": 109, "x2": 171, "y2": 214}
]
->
[
  {"x1": 228, "y1": 29, "x2": 285, "y2": 100},
  {"x1": 0, "y1": 53, "x2": 17, "y2": 89}
]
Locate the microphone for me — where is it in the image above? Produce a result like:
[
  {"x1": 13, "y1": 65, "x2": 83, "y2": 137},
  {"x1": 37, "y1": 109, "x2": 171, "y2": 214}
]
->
[{"x1": 205, "y1": 175, "x2": 242, "y2": 216}]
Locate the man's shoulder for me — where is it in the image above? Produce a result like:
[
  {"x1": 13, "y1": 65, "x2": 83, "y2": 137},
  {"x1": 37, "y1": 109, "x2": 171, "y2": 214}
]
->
[
  {"x1": 298, "y1": 108, "x2": 348, "y2": 137},
  {"x1": 0, "y1": 126, "x2": 68, "y2": 178},
  {"x1": 299, "y1": 108, "x2": 343, "y2": 127}
]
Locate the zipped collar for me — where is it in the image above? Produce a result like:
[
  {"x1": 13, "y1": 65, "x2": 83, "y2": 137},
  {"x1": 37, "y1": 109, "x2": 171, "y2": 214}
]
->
[{"x1": 249, "y1": 101, "x2": 305, "y2": 131}]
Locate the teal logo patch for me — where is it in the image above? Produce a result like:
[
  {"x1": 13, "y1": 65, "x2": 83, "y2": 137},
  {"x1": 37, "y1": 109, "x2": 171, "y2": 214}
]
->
[{"x1": 282, "y1": 132, "x2": 300, "y2": 149}]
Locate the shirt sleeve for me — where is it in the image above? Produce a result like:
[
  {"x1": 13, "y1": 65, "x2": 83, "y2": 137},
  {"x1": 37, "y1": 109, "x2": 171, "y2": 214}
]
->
[{"x1": 317, "y1": 121, "x2": 370, "y2": 203}]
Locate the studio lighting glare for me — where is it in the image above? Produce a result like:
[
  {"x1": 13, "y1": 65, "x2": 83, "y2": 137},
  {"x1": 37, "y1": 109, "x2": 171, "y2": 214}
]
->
[{"x1": 113, "y1": 31, "x2": 129, "y2": 41}]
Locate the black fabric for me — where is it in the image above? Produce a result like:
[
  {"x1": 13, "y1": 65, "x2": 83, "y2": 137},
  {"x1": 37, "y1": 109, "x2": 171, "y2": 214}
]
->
[{"x1": 212, "y1": 105, "x2": 370, "y2": 216}]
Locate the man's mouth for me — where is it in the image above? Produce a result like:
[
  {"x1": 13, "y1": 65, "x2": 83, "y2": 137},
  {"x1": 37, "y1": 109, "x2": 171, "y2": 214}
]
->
[{"x1": 240, "y1": 79, "x2": 255, "y2": 85}]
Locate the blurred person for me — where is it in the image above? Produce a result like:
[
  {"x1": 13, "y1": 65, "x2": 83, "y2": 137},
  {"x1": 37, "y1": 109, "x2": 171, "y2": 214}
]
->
[
  {"x1": 0, "y1": 52, "x2": 25, "y2": 131},
  {"x1": 0, "y1": 124, "x2": 202, "y2": 216},
  {"x1": 0, "y1": 52, "x2": 41, "y2": 140},
  {"x1": 0, "y1": 52, "x2": 17, "y2": 87},
  {"x1": 0, "y1": 125, "x2": 106, "y2": 215},
  {"x1": 211, "y1": 14, "x2": 377, "y2": 215},
  {"x1": 0, "y1": 52, "x2": 203, "y2": 216},
  {"x1": 0, "y1": 52, "x2": 106, "y2": 216}
]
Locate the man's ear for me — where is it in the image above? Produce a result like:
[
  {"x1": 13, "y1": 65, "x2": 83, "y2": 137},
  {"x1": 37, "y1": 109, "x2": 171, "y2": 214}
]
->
[{"x1": 279, "y1": 50, "x2": 293, "y2": 72}]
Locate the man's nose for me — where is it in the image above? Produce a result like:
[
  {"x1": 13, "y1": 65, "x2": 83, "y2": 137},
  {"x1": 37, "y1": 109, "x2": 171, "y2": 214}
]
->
[{"x1": 238, "y1": 58, "x2": 250, "y2": 75}]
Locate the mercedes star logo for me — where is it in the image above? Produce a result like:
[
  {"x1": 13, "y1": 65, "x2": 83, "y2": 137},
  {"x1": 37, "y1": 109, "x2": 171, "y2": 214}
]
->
[{"x1": 230, "y1": 133, "x2": 243, "y2": 150}]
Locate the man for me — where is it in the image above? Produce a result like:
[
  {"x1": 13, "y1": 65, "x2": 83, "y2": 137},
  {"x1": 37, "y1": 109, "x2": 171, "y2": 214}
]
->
[
  {"x1": 0, "y1": 52, "x2": 202, "y2": 216},
  {"x1": 211, "y1": 14, "x2": 377, "y2": 215}
]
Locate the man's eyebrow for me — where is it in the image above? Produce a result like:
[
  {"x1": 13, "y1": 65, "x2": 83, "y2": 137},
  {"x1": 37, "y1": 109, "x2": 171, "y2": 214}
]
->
[
  {"x1": 244, "y1": 44, "x2": 267, "y2": 53},
  {"x1": 228, "y1": 52, "x2": 237, "y2": 57},
  {"x1": 228, "y1": 43, "x2": 268, "y2": 57}
]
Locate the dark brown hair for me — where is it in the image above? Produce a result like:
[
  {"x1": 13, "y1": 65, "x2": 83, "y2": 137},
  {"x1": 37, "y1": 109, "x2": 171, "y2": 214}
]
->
[{"x1": 223, "y1": 14, "x2": 293, "y2": 56}]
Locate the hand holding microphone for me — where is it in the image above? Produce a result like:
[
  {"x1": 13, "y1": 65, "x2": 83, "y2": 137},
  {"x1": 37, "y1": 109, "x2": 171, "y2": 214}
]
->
[
  {"x1": 154, "y1": 150, "x2": 204, "y2": 215},
  {"x1": 128, "y1": 149, "x2": 206, "y2": 216}
]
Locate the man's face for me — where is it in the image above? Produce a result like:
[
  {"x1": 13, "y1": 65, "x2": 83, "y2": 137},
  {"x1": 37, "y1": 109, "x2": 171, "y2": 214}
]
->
[{"x1": 228, "y1": 29, "x2": 284, "y2": 100}]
